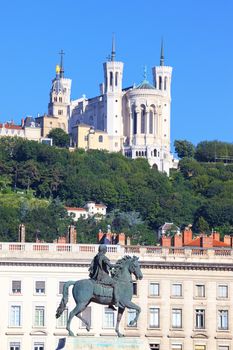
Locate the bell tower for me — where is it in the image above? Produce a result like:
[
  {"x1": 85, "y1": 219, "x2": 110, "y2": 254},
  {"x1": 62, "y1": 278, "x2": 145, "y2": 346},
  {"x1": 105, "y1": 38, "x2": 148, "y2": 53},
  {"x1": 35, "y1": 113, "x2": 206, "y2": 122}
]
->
[
  {"x1": 103, "y1": 36, "x2": 124, "y2": 152},
  {"x1": 151, "y1": 40, "x2": 173, "y2": 158},
  {"x1": 48, "y1": 50, "x2": 72, "y2": 131}
]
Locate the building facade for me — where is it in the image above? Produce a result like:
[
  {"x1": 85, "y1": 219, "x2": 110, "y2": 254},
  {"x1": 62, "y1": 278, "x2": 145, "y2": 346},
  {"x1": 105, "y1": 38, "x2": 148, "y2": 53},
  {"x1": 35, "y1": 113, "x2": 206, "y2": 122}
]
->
[
  {"x1": 38, "y1": 41, "x2": 177, "y2": 174},
  {"x1": 1, "y1": 241, "x2": 233, "y2": 350},
  {"x1": 65, "y1": 202, "x2": 107, "y2": 221}
]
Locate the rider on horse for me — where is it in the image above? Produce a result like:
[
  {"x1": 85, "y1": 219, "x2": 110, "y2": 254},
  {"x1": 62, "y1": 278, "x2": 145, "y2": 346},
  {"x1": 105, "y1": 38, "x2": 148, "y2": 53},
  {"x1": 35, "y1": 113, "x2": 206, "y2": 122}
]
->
[{"x1": 89, "y1": 244, "x2": 119, "y2": 308}]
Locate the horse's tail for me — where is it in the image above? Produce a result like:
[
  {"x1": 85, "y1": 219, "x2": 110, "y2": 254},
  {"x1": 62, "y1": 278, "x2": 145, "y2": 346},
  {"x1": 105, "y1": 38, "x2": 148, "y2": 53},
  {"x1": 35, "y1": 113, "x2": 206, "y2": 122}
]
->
[{"x1": 56, "y1": 280, "x2": 76, "y2": 319}]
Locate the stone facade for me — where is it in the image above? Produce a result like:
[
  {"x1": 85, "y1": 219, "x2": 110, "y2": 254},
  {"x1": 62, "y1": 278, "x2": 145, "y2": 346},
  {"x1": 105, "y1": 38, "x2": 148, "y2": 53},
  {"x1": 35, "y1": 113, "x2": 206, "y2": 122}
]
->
[{"x1": 1, "y1": 242, "x2": 233, "y2": 350}]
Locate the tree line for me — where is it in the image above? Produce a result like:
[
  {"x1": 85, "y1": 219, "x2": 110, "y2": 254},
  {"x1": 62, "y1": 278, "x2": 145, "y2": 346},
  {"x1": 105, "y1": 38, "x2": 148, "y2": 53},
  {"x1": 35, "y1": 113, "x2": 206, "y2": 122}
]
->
[{"x1": 0, "y1": 136, "x2": 233, "y2": 244}]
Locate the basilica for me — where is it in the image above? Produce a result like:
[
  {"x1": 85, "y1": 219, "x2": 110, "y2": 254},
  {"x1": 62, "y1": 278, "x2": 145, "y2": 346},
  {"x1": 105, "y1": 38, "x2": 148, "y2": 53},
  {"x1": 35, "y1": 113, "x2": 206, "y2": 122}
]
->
[{"x1": 36, "y1": 40, "x2": 177, "y2": 174}]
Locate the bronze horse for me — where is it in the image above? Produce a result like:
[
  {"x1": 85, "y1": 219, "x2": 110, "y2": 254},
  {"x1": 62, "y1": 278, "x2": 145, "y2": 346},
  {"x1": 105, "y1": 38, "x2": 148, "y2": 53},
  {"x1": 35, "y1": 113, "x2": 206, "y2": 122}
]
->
[{"x1": 56, "y1": 255, "x2": 143, "y2": 337}]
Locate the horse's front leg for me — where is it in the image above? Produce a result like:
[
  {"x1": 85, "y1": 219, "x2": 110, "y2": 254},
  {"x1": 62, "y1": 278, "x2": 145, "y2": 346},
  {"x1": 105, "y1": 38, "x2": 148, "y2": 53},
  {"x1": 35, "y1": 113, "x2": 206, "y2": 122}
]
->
[
  {"x1": 125, "y1": 301, "x2": 141, "y2": 326},
  {"x1": 115, "y1": 306, "x2": 125, "y2": 337}
]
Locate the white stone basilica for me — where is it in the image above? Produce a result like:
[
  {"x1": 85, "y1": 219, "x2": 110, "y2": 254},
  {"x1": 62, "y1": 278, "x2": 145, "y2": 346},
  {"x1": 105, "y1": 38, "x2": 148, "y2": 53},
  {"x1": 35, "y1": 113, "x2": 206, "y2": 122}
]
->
[{"x1": 44, "y1": 40, "x2": 177, "y2": 174}]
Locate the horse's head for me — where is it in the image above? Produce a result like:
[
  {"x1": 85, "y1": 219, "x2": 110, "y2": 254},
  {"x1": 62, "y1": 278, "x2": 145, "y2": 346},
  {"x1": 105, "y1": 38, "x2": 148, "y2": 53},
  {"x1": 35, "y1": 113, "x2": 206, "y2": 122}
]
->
[{"x1": 129, "y1": 256, "x2": 143, "y2": 280}]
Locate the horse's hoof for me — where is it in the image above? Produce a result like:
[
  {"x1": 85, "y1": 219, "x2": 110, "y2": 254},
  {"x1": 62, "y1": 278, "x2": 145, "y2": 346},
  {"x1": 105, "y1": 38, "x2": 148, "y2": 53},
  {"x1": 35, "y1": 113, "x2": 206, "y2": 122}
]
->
[
  {"x1": 86, "y1": 325, "x2": 90, "y2": 332},
  {"x1": 117, "y1": 332, "x2": 124, "y2": 337},
  {"x1": 68, "y1": 331, "x2": 75, "y2": 337}
]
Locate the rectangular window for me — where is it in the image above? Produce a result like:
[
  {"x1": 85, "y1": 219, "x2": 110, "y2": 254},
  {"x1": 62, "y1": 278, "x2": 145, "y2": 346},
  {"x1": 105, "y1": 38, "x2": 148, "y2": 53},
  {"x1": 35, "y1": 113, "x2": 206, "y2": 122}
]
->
[
  {"x1": 103, "y1": 307, "x2": 115, "y2": 328},
  {"x1": 133, "y1": 282, "x2": 137, "y2": 296},
  {"x1": 150, "y1": 345, "x2": 160, "y2": 350},
  {"x1": 171, "y1": 345, "x2": 182, "y2": 350},
  {"x1": 194, "y1": 346, "x2": 206, "y2": 350},
  {"x1": 149, "y1": 283, "x2": 159, "y2": 297},
  {"x1": 59, "y1": 97, "x2": 62, "y2": 102},
  {"x1": 195, "y1": 309, "x2": 205, "y2": 329},
  {"x1": 218, "y1": 285, "x2": 228, "y2": 298},
  {"x1": 10, "y1": 305, "x2": 21, "y2": 327},
  {"x1": 81, "y1": 306, "x2": 91, "y2": 328},
  {"x1": 10, "y1": 342, "x2": 20, "y2": 350},
  {"x1": 196, "y1": 284, "x2": 205, "y2": 298},
  {"x1": 127, "y1": 309, "x2": 137, "y2": 327},
  {"x1": 84, "y1": 135, "x2": 88, "y2": 141},
  {"x1": 34, "y1": 343, "x2": 44, "y2": 350},
  {"x1": 149, "y1": 307, "x2": 159, "y2": 328},
  {"x1": 218, "y1": 346, "x2": 229, "y2": 350},
  {"x1": 58, "y1": 110, "x2": 63, "y2": 115},
  {"x1": 59, "y1": 281, "x2": 65, "y2": 295},
  {"x1": 218, "y1": 310, "x2": 229, "y2": 330},
  {"x1": 57, "y1": 308, "x2": 68, "y2": 328},
  {"x1": 35, "y1": 281, "x2": 45, "y2": 294},
  {"x1": 172, "y1": 308, "x2": 182, "y2": 328},
  {"x1": 172, "y1": 283, "x2": 182, "y2": 297},
  {"x1": 12, "y1": 280, "x2": 21, "y2": 294},
  {"x1": 34, "y1": 306, "x2": 45, "y2": 327}
]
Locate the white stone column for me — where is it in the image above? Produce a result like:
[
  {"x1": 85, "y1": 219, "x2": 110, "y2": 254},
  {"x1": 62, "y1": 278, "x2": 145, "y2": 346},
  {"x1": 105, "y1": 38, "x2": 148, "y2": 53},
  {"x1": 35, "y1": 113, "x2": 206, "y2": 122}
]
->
[
  {"x1": 145, "y1": 108, "x2": 150, "y2": 135},
  {"x1": 135, "y1": 107, "x2": 140, "y2": 134}
]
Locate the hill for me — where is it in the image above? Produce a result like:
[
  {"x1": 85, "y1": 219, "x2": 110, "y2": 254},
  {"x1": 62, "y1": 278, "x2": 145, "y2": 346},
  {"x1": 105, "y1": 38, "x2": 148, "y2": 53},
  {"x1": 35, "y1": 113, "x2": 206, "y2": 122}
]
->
[{"x1": 0, "y1": 137, "x2": 233, "y2": 243}]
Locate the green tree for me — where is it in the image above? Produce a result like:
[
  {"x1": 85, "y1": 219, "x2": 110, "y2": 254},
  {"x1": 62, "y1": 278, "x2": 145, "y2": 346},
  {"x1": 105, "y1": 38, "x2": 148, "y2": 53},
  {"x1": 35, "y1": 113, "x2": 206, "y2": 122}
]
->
[
  {"x1": 174, "y1": 140, "x2": 195, "y2": 158},
  {"x1": 47, "y1": 128, "x2": 70, "y2": 147}
]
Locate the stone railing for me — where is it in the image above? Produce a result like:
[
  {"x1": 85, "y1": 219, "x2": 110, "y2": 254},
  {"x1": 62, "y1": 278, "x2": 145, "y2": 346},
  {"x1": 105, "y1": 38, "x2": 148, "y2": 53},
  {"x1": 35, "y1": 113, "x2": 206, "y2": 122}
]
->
[{"x1": 0, "y1": 242, "x2": 233, "y2": 259}]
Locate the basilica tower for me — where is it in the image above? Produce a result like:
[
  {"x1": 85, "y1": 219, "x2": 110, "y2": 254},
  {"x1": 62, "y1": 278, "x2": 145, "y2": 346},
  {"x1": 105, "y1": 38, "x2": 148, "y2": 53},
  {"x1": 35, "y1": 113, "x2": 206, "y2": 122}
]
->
[
  {"x1": 103, "y1": 37, "x2": 124, "y2": 152},
  {"x1": 152, "y1": 40, "x2": 173, "y2": 161},
  {"x1": 48, "y1": 50, "x2": 72, "y2": 132}
]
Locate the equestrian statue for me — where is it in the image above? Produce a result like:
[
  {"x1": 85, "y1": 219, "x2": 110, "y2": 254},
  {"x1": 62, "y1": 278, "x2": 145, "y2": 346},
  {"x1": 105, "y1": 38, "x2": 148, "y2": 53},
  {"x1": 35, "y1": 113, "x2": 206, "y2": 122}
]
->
[{"x1": 56, "y1": 244, "x2": 143, "y2": 337}]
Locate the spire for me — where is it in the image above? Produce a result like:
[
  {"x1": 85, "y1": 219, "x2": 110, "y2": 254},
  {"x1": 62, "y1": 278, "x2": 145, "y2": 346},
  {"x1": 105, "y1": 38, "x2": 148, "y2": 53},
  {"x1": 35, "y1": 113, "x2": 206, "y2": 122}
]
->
[
  {"x1": 160, "y1": 38, "x2": 164, "y2": 66},
  {"x1": 111, "y1": 33, "x2": 116, "y2": 62},
  {"x1": 59, "y1": 49, "x2": 65, "y2": 78},
  {"x1": 143, "y1": 65, "x2": 147, "y2": 80}
]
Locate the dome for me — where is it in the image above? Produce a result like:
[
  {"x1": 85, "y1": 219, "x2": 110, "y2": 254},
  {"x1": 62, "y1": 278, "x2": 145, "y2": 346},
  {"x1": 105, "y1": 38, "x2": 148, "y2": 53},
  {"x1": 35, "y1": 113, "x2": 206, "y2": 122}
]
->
[
  {"x1": 52, "y1": 78, "x2": 64, "y2": 94},
  {"x1": 136, "y1": 79, "x2": 155, "y2": 90}
]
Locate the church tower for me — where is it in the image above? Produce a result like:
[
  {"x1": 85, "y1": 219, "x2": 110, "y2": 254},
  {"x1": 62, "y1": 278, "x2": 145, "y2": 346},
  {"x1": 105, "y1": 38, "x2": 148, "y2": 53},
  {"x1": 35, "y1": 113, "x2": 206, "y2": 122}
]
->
[
  {"x1": 152, "y1": 40, "x2": 173, "y2": 165},
  {"x1": 48, "y1": 50, "x2": 72, "y2": 132},
  {"x1": 103, "y1": 36, "x2": 124, "y2": 152}
]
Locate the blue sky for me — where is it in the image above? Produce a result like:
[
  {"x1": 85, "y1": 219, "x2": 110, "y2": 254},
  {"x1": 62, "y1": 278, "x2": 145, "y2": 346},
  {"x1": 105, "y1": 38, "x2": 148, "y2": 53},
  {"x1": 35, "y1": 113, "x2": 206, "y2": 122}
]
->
[{"x1": 0, "y1": 0, "x2": 232, "y2": 146}]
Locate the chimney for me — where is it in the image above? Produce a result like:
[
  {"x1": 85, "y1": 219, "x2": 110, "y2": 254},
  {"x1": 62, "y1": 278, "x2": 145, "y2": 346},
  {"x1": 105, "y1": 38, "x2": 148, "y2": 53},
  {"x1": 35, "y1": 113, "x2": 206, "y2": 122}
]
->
[
  {"x1": 117, "y1": 233, "x2": 125, "y2": 246},
  {"x1": 183, "y1": 228, "x2": 193, "y2": 245},
  {"x1": 67, "y1": 225, "x2": 77, "y2": 244},
  {"x1": 213, "y1": 231, "x2": 220, "y2": 241},
  {"x1": 200, "y1": 235, "x2": 213, "y2": 248},
  {"x1": 21, "y1": 118, "x2": 25, "y2": 128},
  {"x1": 57, "y1": 236, "x2": 67, "y2": 244},
  {"x1": 173, "y1": 233, "x2": 182, "y2": 247},
  {"x1": 126, "y1": 236, "x2": 131, "y2": 245},
  {"x1": 224, "y1": 235, "x2": 231, "y2": 246},
  {"x1": 161, "y1": 236, "x2": 171, "y2": 247},
  {"x1": 18, "y1": 224, "x2": 26, "y2": 242}
]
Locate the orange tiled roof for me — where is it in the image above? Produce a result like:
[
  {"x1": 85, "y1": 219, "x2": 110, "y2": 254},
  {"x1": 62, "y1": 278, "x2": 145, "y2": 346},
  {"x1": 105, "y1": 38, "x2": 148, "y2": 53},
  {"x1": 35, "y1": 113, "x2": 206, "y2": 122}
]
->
[
  {"x1": 0, "y1": 123, "x2": 22, "y2": 130},
  {"x1": 65, "y1": 207, "x2": 86, "y2": 212},
  {"x1": 185, "y1": 237, "x2": 230, "y2": 247}
]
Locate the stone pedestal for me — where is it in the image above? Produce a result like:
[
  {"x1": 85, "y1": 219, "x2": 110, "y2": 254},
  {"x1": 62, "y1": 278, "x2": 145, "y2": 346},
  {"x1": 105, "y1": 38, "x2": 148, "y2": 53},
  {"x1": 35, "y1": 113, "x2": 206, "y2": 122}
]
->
[{"x1": 57, "y1": 336, "x2": 151, "y2": 350}]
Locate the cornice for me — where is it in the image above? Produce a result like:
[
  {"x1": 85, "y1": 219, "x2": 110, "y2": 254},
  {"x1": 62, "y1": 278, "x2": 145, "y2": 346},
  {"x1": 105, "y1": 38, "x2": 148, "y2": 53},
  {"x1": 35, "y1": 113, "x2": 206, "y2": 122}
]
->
[{"x1": 1, "y1": 259, "x2": 233, "y2": 271}]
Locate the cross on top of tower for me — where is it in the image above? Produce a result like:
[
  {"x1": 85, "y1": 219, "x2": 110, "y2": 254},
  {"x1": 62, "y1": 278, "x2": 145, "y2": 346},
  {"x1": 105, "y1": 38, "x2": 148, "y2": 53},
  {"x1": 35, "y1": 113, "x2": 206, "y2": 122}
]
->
[{"x1": 59, "y1": 49, "x2": 65, "y2": 78}]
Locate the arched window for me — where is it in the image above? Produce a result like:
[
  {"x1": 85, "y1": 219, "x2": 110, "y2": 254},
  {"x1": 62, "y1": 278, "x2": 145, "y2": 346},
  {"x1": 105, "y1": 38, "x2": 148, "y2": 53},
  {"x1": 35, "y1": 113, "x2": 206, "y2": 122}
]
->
[
  {"x1": 141, "y1": 105, "x2": 146, "y2": 133},
  {"x1": 154, "y1": 149, "x2": 157, "y2": 157},
  {"x1": 164, "y1": 77, "x2": 167, "y2": 90},
  {"x1": 159, "y1": 76, "x2": 162, "y2": 90},
  {"x1": 133, "y1": 108, "x2": 137, "y2": 134},
  {"x1": 149, "y1": 111, "x2": 153, "y2": 134},
  {"x1": 110, "y1": 72, "x2": 113, "y2": 86},
  {"x1": 98, "y1": 135, "x2": 103, "y2": 143},
  {"x1": 136, "y1": 151, "x2": 138, "y2": 156},
  {"x1": 139, "y1": 151, "x2": 141, "y2": 156},
  {"x1": 115, "y1": 72, "x2": 118, "y2": 86}
]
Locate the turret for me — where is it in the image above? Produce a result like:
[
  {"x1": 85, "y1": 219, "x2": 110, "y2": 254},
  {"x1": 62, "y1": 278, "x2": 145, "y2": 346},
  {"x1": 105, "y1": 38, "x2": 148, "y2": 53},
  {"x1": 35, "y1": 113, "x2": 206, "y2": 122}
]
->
[
  {"x1": 103, "y1": 36, "x2": 124, "y2": 152},
  {"x1": 152, "y1": 40, "x2": 172, "y2": 97},
  {"x1": 48, "y1": 50, "x2": 72, "y2": 131}
]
